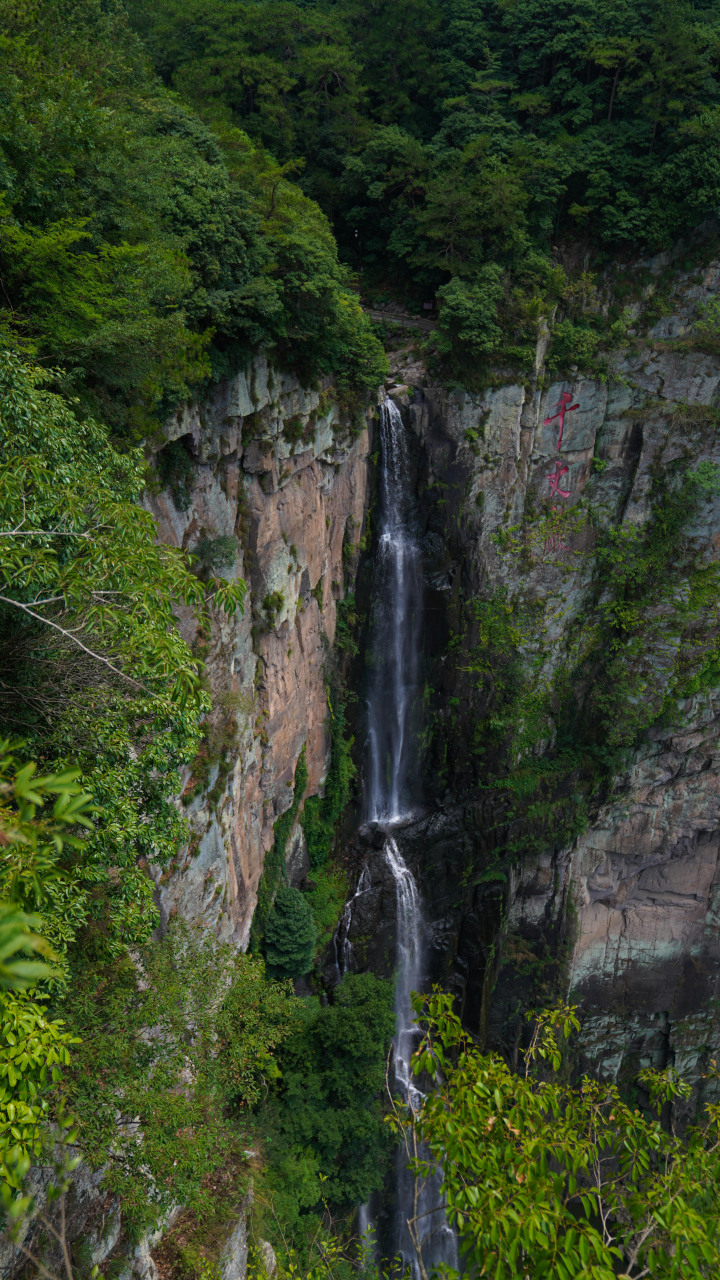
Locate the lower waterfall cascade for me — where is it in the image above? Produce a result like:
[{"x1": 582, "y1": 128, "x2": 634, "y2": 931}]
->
[
  {"x1": 384, "y1": 837, "x2": 458, "y2": 1278},
  {"x1": 348, "y1": 398, "x2": 457, "y2": 1277}
]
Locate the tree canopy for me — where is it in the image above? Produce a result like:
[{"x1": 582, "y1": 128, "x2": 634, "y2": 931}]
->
[
  {"x1": 399, "y1": 991, "x2": 720, "y2": 1280},
  {"x1": 128, "y1": 0, "x2": 720, "y2": 376},
  {"x1": 0, "y1": 0, "x2": 385, "y2": 439}
]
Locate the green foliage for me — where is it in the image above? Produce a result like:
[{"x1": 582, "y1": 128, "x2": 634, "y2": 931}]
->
[
  {"x1": 130, "y1": 0, "x2": 720, "y2": 382},
  {"x1": 0, "y1": 740, "x2": 94, "y2": 986},
  {"x1": 0, "y1": 0, "x2": 386, "y2": 438},
  {"x1": 546, "y1": 318, "x2": 602, "y2": 374},
  {"x1": 0, "y1": 351, "x2": 244, "y2": 956},
  {"x1": 403, "y1": 989, "x2": 720, "y2": 1279},
  {"x1": 247, "y1": 1226, "x2": 366, "y2": 1280},
  {"x1": 302, "y1": 695, "x2": 356, "y2": 870},
  {"x1": 266, "y1": 973, "x2": 395, "y2": 1221},
  {"x1": 304, "y1": 867, "x2": 348, "y2": 956},
  {"x1": 693, "y1": 297, "x2": 720, "y2": 354},
  {"x1": 0, "y1": 1104, "x2": 79, "y2": 1234},
  {"x1": 333, "y1": 592, "x2": 360, "y2": 659},
  {"x1": 433, "y1": 268, "x2": 505, "y2": 362},
  {"x1": 252, "y1": 748, "x2": 309, "y2": 949},
  {"x1": 263, "y1": 884, "x2": 317, "y2": 980},
  {"x1": 0, "y1": 904, "x2": 53, "y2": 993},
  {"x1": 63, "y1": 920, "x2": 294, "y2": 1230},
  {"x1": 0, "y1": 991, "x2": 79, "y2": 1189},
  {"x1": 263, "y1": 591, "x2": 286, "y2": 627}
]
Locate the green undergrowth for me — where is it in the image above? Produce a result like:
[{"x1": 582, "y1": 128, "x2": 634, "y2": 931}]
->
[
  {"x1": 153, "y1": 1151, "x2": 249, "y2": 1280},
  {"x1": 250, "y1": 683, "x2": 357, "y2": 975},
  {"x1": 305, "y1": 867, "x2": 349, "y2": 959},
  {"x1": 260, "y1": 972, "x2": 395, "y2": 1237},
  {"x1": 147, "y1": 972, "x2": 395, "y2": 1277},
  {"x1": 1, "y1": 768, "x2": 393, "y2": 1250},
  {"x1": 0, "y1": 350, "x2": 246, "y2": 964},
  {"x1": 61, "y1": 920, "x2": 294, "y2": 1237},
  {"x1": 250, "y1": 747, "x2": 309, "y2": 955},
  {"x1": 301, "y1": 693, "x2": 356, "y2": 871}
]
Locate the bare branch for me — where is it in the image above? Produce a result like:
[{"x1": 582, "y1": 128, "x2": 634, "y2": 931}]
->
[
  {"x1": 0, "y1": 596, "x2": 147, "y2": 691},
  {"x1": 0, "y1": 530, "x2": 94, "y2": 539},
  {"x1": 60, "y1": 1197, "x2": 74, "y2": 1280},
  {"x1": 2, "y1": 1238, "x2": 62, "y2": 1280}
]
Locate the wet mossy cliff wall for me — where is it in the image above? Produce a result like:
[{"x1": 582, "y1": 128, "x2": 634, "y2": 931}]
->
[
  {"x1": 145, "y1": 356, "x2": 371, "y2": 947},
  {"x1": 381, "y1": 250, "x2": 720, "y2": 1108}
]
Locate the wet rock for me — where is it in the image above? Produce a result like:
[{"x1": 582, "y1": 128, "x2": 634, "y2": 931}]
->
[{"x1": 285, "y1": 823, "x2": 309, "y2": 888}]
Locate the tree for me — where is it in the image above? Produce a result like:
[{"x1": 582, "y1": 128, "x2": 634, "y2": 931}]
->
[
  {"x1": 129, "y1": 0, "x2": 720, "y2": 381},
  {"x1": 267, "y1": 974, "x2": 396, "y2": 1218},
  {"x1": 434, "y1": 267, "x2": 505, "y2": 362},
  {"x1": 0, "y1": 0, "x2": 386, "y2": 435},
  {"x1": 396, "y1": 990, "x2": 720, "y2": 1280},
  {"x1": 264, "y1": 884, "x2": 317, "y2": 980}
]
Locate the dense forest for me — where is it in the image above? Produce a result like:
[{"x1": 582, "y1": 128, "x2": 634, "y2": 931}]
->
[
  {"x1": 2, "y1": 1, "x2": 720, "y2": 1279},
  {"x1": 129, "y1": 0, "x2": 720, "y2": 374}
]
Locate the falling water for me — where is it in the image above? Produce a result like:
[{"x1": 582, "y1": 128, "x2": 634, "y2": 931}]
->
[
  {"x1": 334, "y1": 865, "x2": 371, "y2": 981},
  {"x1": 385, "y1": 837, "x2": 457, "y2": 1279},
  {"x1": 366, "y1": 398, "x2": 423, "y2": 824},
  {"x1": 360, "y1": 400, "x2": 456, "y2": 1278}
]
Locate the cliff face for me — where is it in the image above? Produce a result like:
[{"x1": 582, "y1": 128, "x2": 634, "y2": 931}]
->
[
  {"x1": 145, "y1": 355, "x2": 371, "y2": 947},
  {"x1": 370, "y1": 248, "x2": 720, "y2": 1098}
]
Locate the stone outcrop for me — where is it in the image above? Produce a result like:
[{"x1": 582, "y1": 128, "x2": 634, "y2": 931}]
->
[
  {"x1": 0, "y1": 1158, "x2": 127, "y2": 1280},
  {"x1": 144, "y1": 355, "x2": 372, "y2": 947},
  {"x1": 507, "y1": 703, "x2": 720, "y2": 1107}
]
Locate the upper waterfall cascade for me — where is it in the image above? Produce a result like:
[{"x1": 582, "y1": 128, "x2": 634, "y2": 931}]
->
[{"x1": 366, "y1": 397, "x2": 423, "y2": 825}]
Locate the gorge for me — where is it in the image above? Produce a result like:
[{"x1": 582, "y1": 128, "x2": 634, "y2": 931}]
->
[{"x1": 3, "y1": 2, "x2": 720, "y2": 1278}]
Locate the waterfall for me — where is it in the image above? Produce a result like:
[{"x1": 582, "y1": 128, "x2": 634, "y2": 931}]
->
[
  {"x1": 359, "y1": 399, "x2": 456, "y2": 1278},
  {"x1": 366, "y1": 398, "x2": 423, "y2": 825}
]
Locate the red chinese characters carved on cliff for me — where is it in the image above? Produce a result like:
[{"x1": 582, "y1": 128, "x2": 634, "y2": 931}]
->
[
  {"x1": 547, "y1": 458, "x2": 570, "y2": 498},
  {"x1": 544, "y1": 391, "x2": 579, "y2": 450},
  {"x1": 542, "y1": 390, "x2": 578, "y2": 556}
]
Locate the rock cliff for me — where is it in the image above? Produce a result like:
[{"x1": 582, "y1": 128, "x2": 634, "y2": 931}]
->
[
  {"x1": 144, "y1": 355, "x2": 372, "y2": 947},
  {"x1": 344, "y1": 246, "x2": 720, "y2": 1103}
]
